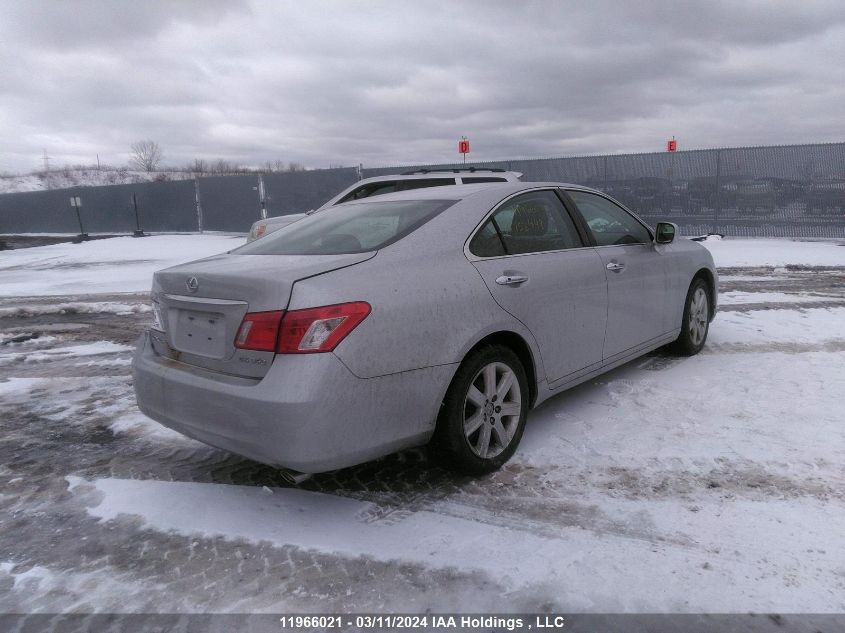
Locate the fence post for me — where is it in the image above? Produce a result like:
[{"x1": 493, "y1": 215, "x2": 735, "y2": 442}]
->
[
  {"x1": 713, "y1": 149, "x2": 722, "y2": 234},
  {"x1": 194, "y1": 178, "x2": 204, "y2": 233},
  {"x1": 603, "y1": 155, "x2": 609, "y2": 191},
  {"x1": 257, "y1": 174, "x2": 267, "y2": 219},
  {"x1": 131, "y1": 192, "x2": 145, "y2": 237}
]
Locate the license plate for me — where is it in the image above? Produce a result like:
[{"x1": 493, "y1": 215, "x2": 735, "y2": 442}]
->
[{"x1": 171, "y1": 309, "x2": 226, "y2": 358}]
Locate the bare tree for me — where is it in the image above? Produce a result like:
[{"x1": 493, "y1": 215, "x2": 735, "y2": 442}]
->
[
  {"x1": 213, "y1": 159, "x2": 233, "y2": 174},
  {"x1": 129, "y1": 140, "x2": 163, "y2": 172}
]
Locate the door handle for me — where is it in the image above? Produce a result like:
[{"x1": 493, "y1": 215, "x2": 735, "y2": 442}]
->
[
  {"x1": 495, "y1": 274, "x2": 529, "y2": 286},
  {"x1": 606, "y1": 262, "x2": 625, "y2": 272}
]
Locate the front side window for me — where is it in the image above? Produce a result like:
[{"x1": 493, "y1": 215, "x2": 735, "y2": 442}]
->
[
  {"x1": 469, "y1": 190, "x2": 582, "y2": 257},
  {"x1": 236, "y1": 199, "x2": 455, "y2": 255},
  {"x1": 567, "y1": 190, "x2": 652, "y2": 246}
]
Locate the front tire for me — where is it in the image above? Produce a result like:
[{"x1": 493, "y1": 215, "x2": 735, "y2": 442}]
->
[
  {"x1": 672, "y1": 278, "x2": 711, "y2": 355},
  {"x1": 432, "y1": 344, "x2": 529, "y2": 475}
]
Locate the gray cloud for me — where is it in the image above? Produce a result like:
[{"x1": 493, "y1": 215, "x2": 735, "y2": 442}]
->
[{"x1": 1, "y1": 0, "x2": 844, "y2": 173}]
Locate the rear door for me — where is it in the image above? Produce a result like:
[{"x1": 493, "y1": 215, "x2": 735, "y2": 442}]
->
[
  {"x1": 563, "y1": 189, "x2": 669, "y2": 360},
  {"x1": 468, "y1": 189, "x2": 608, "y2": 383}
]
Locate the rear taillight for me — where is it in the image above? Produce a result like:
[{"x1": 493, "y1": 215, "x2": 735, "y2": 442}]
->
[
  {"x1": 233, "y1": 303, "x2": 370, "y2": 354},
  {"x1": 278, "y1": 302, "x2": 371, "y2": 354},
  {"x1": 151, "y1": 300, "x2": 165, "y2": 332},
  {"x1": 234, "y1": 310, "x2": 284, "y2": 352}
]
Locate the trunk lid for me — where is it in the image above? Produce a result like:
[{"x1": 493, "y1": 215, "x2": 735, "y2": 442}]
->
[{"x1": 150, "y1": 252, "x2": 374, "y2": 377}]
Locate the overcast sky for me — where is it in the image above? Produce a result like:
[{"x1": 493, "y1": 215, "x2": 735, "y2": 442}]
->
[{"x1": 1, "y1": 0, "x2": 844, "y2": 173}]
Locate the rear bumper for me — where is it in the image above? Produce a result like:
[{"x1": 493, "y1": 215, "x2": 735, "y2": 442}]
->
[{"x1": 132, "y1": 332, "x2": 455, "y2": 473}]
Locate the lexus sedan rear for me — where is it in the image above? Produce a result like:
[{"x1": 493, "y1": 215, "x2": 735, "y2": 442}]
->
[{"x1": 133, "y1": 183, "x2": 717, "y2": 475}]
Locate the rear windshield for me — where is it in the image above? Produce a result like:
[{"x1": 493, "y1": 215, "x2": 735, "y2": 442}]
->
[
  {"x1": 235, "y1": 199, "x2": 455, "y2": 255},
  {"x1": 337, "y1": 178, "x2": 455, "y2": 204}
]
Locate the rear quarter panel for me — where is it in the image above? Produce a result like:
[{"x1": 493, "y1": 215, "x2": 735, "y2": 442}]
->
[
  {"x1": 287, "y1": 194, "x2": 546, "y2": 381},
  {"x1": 289, "y1": 247, "x2": 543, "y2": 380}
]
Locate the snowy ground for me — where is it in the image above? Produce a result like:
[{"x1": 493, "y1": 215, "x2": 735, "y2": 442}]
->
[
  {"x1": 0, "y1": 234, "x2": 242, "y2": 297},
  {"x1": 1, "y1": 236, "x2": 844, "y2": 617}
]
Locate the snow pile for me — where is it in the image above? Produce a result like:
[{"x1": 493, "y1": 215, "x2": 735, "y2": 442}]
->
[
  {"x1": 0, "y1": 234, "x2": 242, "y2": 296},
  {"x1": 0, "y1": 333, "x2": 56, "y2": 346},
  {"x1": 700, "y1": 238, "x2": 845, "y2": 267},
  {"x1": 0, "y1": 301, "x2": 152, "y2": 317},
  {"x1": 717, "y1": 291, "x2": 843, "y2": 305},
  {"x1": 710, "y1": 307, "x2": 845, "y2": 345},
  {"x1": 0, "y1": 341, "x2": 133, "y2": 367}
]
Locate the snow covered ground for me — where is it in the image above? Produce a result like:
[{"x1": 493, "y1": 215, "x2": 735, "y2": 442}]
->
[
  {"x1": 701, "y1": 236, "x2": 845, "y2": 267},
  {"x1": 1, "y1": 236, "x2": 844, "y2": 615},
  {"x1": 0, "y1": 234, "x2": 241, "y2": 297},
  {"x1": 1, "y1": 233, "x2": 842, "y2": 297}
]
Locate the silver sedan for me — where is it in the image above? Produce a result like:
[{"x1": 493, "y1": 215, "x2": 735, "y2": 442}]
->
[{"x1": 133, "y1": 182, "x2": 716, "y2": 475}]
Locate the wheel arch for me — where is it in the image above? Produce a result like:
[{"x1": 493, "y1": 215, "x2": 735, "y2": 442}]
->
[
  {"x1": 460, "y1": 331, "x2": 539, "y2": 408},
  {"x1": 692, "y1": 267, "x2": 717, "y2": 320}
]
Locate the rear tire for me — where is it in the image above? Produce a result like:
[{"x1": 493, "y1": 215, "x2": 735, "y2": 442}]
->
[
  {"x1": 432, "y1": 344, "x2": 528, "y2": 475},
  {"x1": 672, "y1": 277, "x2": 711, "y2": 356}
]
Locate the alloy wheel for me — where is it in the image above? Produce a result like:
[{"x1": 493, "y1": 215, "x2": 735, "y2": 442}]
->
[
  {"x1": 462, "y1": 361, "x2": 522, "y2": 459},
  {"x1": 688, "y1": 287, "x2": 709, "y2": 346}
]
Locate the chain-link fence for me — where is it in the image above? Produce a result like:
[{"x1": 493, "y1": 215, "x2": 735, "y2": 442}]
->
[{"x1": 1, "y1": 142, "x2": 843, "y2": 238}]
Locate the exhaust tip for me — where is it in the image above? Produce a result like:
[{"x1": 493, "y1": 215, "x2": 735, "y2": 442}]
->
[{"x1": 279, "y1": 469, "x2": 312, "y2": 485}]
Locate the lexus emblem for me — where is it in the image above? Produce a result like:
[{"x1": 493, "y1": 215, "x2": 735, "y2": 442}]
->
[{"x1": 186, "y1": 277, "x2": 199, "y2": 292}]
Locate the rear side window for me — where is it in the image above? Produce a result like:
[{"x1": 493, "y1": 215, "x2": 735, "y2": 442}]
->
[
  {"x1": 235, "y1": 199, "x2": 455, "y2": 255},
  {"x1": 468, "y1": 220, "x2": 506, "y2": 257},
  {"x1": 567, "y1": 190, "x2": 652, "y2": 246},
  {"x1": 469, "y1": 191, "x2": 582, "y2": 257}
]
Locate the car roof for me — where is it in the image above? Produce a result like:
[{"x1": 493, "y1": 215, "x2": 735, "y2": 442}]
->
[
  {"x1": 355, "y1": 171, "x2": 521, "y2": 184},
  {"x1": 337, "y1": 181, "x2": 598, "y2": 205}
]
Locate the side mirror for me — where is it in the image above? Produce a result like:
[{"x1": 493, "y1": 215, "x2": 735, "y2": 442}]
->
[{"x1": 655, "y1": 221, "x2": 677, "y2": 244}]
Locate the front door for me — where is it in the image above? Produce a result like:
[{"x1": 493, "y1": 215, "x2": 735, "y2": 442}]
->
[{"x1": 565, "y1": 189, "x2": 669, "y2": 360}]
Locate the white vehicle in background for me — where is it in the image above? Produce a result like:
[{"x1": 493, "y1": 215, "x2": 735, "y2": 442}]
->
[{"x1": 247, "y1": 168, "x2": 523, "y2": 242}]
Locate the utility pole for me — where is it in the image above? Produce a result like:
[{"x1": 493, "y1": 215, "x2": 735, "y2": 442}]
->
[{"x1": 41, "y1": 149, "x2": 53, "y2": 190}]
